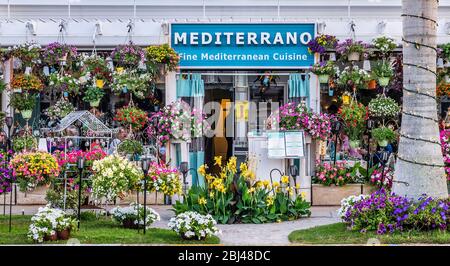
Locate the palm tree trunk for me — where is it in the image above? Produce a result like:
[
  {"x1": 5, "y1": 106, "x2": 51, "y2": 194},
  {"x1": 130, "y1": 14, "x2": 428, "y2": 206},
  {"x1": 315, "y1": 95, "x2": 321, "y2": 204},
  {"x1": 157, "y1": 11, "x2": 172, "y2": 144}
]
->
[{"x1": 393, "y1": 0, "x2": 448, "y2": 199}]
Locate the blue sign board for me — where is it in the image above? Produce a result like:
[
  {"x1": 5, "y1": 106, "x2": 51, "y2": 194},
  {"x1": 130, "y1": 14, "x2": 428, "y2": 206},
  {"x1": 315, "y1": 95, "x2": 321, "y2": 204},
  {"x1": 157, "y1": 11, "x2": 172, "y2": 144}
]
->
[{"x1": 171, "y1": 23, "x2": 315, "y2": 69}]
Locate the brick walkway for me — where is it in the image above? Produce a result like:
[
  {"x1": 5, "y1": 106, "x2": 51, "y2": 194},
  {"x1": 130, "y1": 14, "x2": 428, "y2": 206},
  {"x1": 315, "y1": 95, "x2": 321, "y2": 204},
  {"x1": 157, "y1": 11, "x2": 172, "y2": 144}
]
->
[{"x1": 2, "y1": 204, "x2": 340, "y2": 245}]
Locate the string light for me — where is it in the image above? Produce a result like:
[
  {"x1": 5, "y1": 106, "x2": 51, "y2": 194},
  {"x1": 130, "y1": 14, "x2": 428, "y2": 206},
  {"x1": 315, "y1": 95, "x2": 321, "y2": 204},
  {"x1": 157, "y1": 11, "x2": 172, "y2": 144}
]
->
[
  {"x1": 401, "y1": 110, "x2": 439, "y2": 123},
  {"x1": 397, "y1": 154, "x2": 445, "y2": 168},
  {"x1": 398, "y1": 131, "x2": 441, "y2": 145},
  {"x1": 397, "y1": 4, "x2": 445, "y2": 171}
]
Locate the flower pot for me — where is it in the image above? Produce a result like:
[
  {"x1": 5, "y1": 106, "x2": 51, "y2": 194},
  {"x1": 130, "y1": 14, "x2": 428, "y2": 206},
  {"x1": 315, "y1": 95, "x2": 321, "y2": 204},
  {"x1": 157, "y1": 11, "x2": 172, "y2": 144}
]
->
[
  {"x1": 122, "y1": 218, "x2": 141, "y2": 229},
  {"x1": 95, "y1": 79, "x2": 104, "y2": 89},
  {"x1": 57, "y1": 229, "x2": 70, "y2": 240},
  {"x1": 368, "y1": 79, "x2": 377, "y2": 89},
  {"x1": 378, "y1": 77, "x2": 390, "y2": 87},
  {"x1": 318, "y1": 74, "x2": 329, "y2": 84},
  {"x1": 348, "y1": 52, "x2": 360, "y2": 61},
  {"x1": 44, "y1": 233, "x2": 58, "y2": 241},
  {"x1": 349, "y1": 140, "x2": 360, "y2": 149},
  {"x1": 90, "y1": 99, "x2": 100, "y2": 107},
  {"x1": 21, "y1": 110, "x2": 33, "y2": 119},
  {"x1": 378, "y1": 139, "x2": 389, "y2": 147}
]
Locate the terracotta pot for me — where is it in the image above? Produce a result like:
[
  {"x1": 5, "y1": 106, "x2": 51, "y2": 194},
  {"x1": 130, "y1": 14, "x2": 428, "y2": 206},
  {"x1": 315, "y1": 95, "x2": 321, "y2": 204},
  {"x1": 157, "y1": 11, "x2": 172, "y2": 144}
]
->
[
  {"x1": 122, "y1": 219, "x2": 140, "y2": 229},
  {"x1": 44, "y1": 233, "x2": 58, "y2": 241},
  {"x1": 368, "y1": 79, "x2": 377, "y2": 89},
  {"x1": 57, "y1": 229, "x2": 71, "y2": 240}
]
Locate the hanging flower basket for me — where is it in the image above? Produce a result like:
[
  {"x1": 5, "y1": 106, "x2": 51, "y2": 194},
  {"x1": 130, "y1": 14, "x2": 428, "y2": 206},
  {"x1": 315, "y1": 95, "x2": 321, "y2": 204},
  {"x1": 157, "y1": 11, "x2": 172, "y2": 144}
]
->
[
  {"x1": 318, "y1": 74, "x2": 330, "y2": 84},
  {"x1": 21, "y1": 109, "x2": 33, "y2": 119}
]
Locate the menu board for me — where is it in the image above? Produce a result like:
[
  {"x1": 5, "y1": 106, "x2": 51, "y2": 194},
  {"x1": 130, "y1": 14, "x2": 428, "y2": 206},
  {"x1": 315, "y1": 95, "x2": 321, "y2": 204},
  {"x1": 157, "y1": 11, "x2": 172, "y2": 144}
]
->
[
  {"x1": 267, "y1": 132, "x2": 286, "y2": 158},
  {"x1": 267, "y1": 131, "x2": 305, "y2": 158}
]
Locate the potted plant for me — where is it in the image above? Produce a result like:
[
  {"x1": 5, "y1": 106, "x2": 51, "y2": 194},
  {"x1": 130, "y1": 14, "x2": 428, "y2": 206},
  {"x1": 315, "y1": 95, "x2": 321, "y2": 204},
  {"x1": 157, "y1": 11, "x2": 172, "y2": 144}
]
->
[
  {"x1": 145, "y1": 44, "x2": 180, "y2": 74},
  {"x1": 48, "y1": 72, "x2": 81, "y2": 95},
  {"x1": 9, "y1": 93, "x2": 36, "y2": 119},
  {"x1": 265, "y1": 102, "x2": 334, "y2": 141},
  {"x1": 9, "y1": 42, "x2": 41, "y2": 67},
  {"x1": 336, "y1": 39, "x2": 368, "y2": 61},
  {"x1": 307, "y1": 34, "x2": 338, "y2": 54},
  {"x1": 337, "y1": 66, "x2": 370, "y2": 89},
  {"x1": 81, "y1": 54, "x2": 112, "y2": 88},
  {"x1": 367, "y1": 73, "x2": 377, "y2": 90},
  {"x1": 146, "y1": 162, "x2": 182, "y2": 197},
  {"x1": 44, "y1": 98, "x2": 75, "y2": 120},
  {"x1": 338, "y1": 102, "x2": 368, "y2": 148},
  {"x1": 41, "y1": 42, "x2": 78, "y2": 66},
  {"x1": 27, "y1": 206, "x2": 78, "y2": 243},
  {"x1": 117, "y1": 139, "x2": 144, "y2": 157},
  {"x1": 13, "y1": 135, "x2": 37, "y2": 152},
  {"x1": 110, "y1": 203, "x2": 160, "y2": 229},
  {"x1": 372, "y1": 60, "x2": 394, "y2": 87},
  {"x1": 168, "y1": 211, "x2": 220, "y2": 240},
  {"x1": 368, "y1": 94, "x2": 400, "y2": 118},
  {"x1": 82, "y1": 86, "x2": 105, "y2": 107},
  {"x1": 114, "y1": 105, "x2": 148, "y2": 131},
  {"x1": 10, "y1": 152, "x2": 60, "y2": 192},
  {"x1": 111, "y1": 69, "x2": 151, "y2": 99},
  {"x1": 91, "y1": 154, "x2": 142, "y2": 201},
  {"x1": 110, "y1": 42, "x2": 145, "y2": 69},
  {"x1": 372, "y1": 36, "x2": 397, "y2": 56},
  {"x1": 371, "y1": 126, "x2": 396, "y2": 147},
  {"x1": 310, "y1": 61, "x2": 339, "y2": 84},
  {"x1": 10, "y1": 74, "x2": 44, "y2": 93}
]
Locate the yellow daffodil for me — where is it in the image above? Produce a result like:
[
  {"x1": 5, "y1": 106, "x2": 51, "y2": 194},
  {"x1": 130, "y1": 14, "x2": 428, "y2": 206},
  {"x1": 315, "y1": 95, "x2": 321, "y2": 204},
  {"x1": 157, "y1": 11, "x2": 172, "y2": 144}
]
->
[
  {"x1": 262, "y1": 180, "x2": 270, "y2": 188},
  {"x1": 209, "y1": 191, "x2": 215, "y2": 198},
  {"x1": 295, "y1": 183, "x2": 300, "y2": 190},
  {"x1": 198, "y1": 197, "x2": 207, "y2": 205},
  {"x1": 226, "y1": 156, "x2": 237, "y2": 173},
  {"x1": 214, "y1": 156, "x2": 222, "y2": 167},
  {"x1": 198, "y1": 164, "x2": 208, "y2": 176},
  {"x1": 273, "y1": 181, "x2": 280, "y2": 188},
  {"x1": 301, "y1": 191, "x2": 307, "y2": 199},
  {"x1": 266, "y1": 196, "x2": 274, "y2": 207},
  {"x1": 281, "y1": 175, "x2": 289, "y2": 184},
  {"x1": 205, "y1": 174, "x2": 214, "y2": 182},
  {"x1": 239, "y1": 162, "x2": 248, "y2": 172},
  {"x1": 248, "y1": 187, "x2": 255, "y2": 193}
]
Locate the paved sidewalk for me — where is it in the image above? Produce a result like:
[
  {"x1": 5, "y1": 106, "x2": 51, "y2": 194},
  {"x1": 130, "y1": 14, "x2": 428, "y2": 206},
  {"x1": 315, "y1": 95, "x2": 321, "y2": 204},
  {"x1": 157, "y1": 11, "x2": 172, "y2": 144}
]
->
[{"x1": 2, "y1": 204, "x2": 340, "y2": 245}]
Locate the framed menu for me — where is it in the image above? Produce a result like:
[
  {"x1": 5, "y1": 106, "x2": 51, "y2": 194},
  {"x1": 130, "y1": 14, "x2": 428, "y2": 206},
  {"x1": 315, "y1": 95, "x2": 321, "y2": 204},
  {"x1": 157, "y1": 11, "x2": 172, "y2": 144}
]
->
[
  {"x1": 285, "y1": 131, "x2": 305, "y2": 157},
  {"x1": 267, "y1": 131, "x2": 305, "y2": 158},
  {"x1": 267, "y1": 132, "x2": 286, "y2": 158}
]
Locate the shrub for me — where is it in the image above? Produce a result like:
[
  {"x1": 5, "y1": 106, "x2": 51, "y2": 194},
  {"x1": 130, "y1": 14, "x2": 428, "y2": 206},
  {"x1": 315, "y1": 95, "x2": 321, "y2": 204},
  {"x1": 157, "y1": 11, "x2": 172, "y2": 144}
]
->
[{"x1": 110, "y1": 203, "x2": 160, "y2": 229}]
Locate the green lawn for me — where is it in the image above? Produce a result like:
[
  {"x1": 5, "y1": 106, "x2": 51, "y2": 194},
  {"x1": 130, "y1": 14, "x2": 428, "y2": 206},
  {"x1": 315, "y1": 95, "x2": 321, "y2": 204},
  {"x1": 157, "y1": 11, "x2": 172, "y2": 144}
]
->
[
  {"x1": 289, "y1": 223, "x2": 450, "y2": 245},
  {"x1": 0, "y1": 215, "x2": 220, "y2": 245}
]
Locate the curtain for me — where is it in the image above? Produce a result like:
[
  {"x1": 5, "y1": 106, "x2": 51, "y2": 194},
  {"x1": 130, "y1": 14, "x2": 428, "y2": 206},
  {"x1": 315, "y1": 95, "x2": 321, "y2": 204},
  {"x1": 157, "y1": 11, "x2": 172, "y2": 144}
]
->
[
  {"x1": 288, "y1": 73, "x2": 310, "y2": 108},
  {"x1": 176, "y1": 73, "x2": 206, "y2": 187}
]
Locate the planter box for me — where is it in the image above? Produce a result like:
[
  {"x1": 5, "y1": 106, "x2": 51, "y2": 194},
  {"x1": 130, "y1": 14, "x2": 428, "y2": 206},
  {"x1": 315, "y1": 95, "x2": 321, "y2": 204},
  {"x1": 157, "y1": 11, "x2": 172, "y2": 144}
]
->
[{"x1": 312, "y1": 184, "x2": 363, "y2": 206}]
